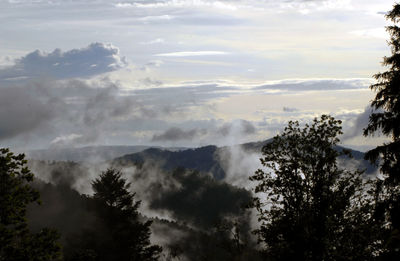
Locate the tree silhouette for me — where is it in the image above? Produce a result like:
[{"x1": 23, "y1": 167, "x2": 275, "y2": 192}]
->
[
  {"x1": 251, "y1": 115, "x2": 378, "y2": 261},
  {"x1": 0, "y1": 148, "x2": 61, "y2": 261},
  {"x1": 364, "y1": 3, "x2": 400, "y2": 259},
  {"x1": 68, "y1": 168, "x2": 161, "y2": 261}
]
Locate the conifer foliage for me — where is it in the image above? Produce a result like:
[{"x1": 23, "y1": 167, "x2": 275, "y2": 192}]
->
[
  {"x1": 68, "y1": 168, "x2": 162, "y2": 261},
  {"x1": 0, "y1": 148, "x2": 61, "y2": 261},
  {"x1": 364, "y1": 3, "x2": 400, "y2": 185},
  {"x1": 364, "y1": 3, "x2": 400, "y2": 259}
]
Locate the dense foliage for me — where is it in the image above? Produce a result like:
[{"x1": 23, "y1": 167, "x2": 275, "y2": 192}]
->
[
  {"x1": 67, "y1": 168, "x2": 162, "y2": 261},
  {"x1": 0, "y1": 148, "x2": 61, "y2": 261},
  {"x1": 251, "y1": 115, "x2": 378, "y2": 260},
  {"x1": 364, "y1": 3, "x2": 400, "y2": 259}
]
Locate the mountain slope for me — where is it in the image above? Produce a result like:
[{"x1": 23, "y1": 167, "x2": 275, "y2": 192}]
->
[
  {"x1": 27, "y1": 145, "x2": 187, "y2": 162},
  {"x1": 112, "y1": 141, "x2": 377, "y2": 180},
  {"x1": 114, "y1": 145, "x2": 226, "y2": 179}
]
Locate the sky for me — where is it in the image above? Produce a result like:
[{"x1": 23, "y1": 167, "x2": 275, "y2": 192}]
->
[{"x1": 0, "y1": 0, "x2": 395, "y2": 151}]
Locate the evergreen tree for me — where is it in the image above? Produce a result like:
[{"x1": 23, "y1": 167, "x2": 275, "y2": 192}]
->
[
  {"x1": 251, "y1": 115, "x2": 378, "y2": 261},
  {"x1": 0, "y1": 148, "x2": 61, "y2": 261},
  {"x1": 68, "y1": 168, "x2": 162, "y2": 261},
  {"x1": 364, "y1": 3, "x2": 400, "y2": 259}
]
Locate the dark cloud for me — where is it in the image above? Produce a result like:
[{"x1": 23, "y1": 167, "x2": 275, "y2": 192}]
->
[
  {"x1": 152, "y1": 127, "x2": 207, "y2": 142},
  {"x1": 0, "y1": 78, "x2": 156, "y2": 148},
  {"x1": 48, "y1": 81, "x2": 145, "y2": 148},
  {"x1": 283, "y1": 106, "x2": 298, "y2": 112},
  {"x1": 0, "y1": 83, "x2": 65, "y2": 140},
  {"x1": 0, "y1": 43, "x2": 127, "y2": 81},
  {"x1": 1, "y1": 77, "x2": 242, "y2": 148},
  {"x1": 138, "y1": 77, "x2": 163, "y2": 86},
  {"x1": 150, "y1": 119, "x2": 257, "y2": 144}
]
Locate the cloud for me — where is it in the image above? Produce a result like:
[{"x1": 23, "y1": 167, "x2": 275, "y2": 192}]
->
[
  {"x1": 120, "y1": 0, "x2": 239, "y2": 11},
  {"x1": 217, "y1": 120, "x2": 257, "y2": 136},
  {"x1": 49, "y1": 81, "x2": 144, "y2": 148},
  {"x1": 0, "y1": 43, "x2": 127, "y2": 81},
  {"x1": 0, "y1": 75, "x2": 374, "y2": 149},
  {"x1": 283, "y1": 106, "x2": 299, "y2": 112},
  {"x1": 139, "y1": 60, "x2": 164, "y2": 71},
  {"x1": 0, "y1": 83, "x2": 63, "y2": 140},
  {"x1": 132, "y1": 83, "x2": 237, "y2": 108},
  {"x1": 154, "y1": 51, "x2": 230, "y2": 57},
  {"x1": 140, "y1": 38, "x2": 166, "y2": 45},
  {"x1": 50, "y1": 134, "x2": 85, "y2": 148},
  {"x1": 349, "y1": 27, "x2": 388, "y2": 39},
  {"x1": 146, "y1": 118, "x2": 259, "y2": 146},
  {"x1": 253, "y1": 78, "x2": 371, "y2": 92},
  {"x1": 217, "y1": 144, "x2": 261, "y2": 189},
  {"x1": 0, "y1": 78, "x2": 159, "y2": 148},
  {"x1": 0, "y1": 56, "x2": 14, "y2": 67},
  {"x1": 137, "y1": 15, "x2": 175, "y2": 23},
  {"x1": 340, "y1": 106, "x2": 374, "y2": 141},
  {"x1": 145, "y1": 60, "x2": 164, "y2": 67},
  {"x1": 152, "y1": 127, "x2": 207, "y2": 142},
  {"x1": 138, "y1": 77, "x2": 163, "y2": 86},
  {"x1": 0, "y1": 78, "x2": 234, "y2": 148}
]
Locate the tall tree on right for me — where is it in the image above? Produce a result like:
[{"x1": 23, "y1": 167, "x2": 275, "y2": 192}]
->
[
  {"x1": 364, "y1": 3, "x2": 400, "y2": 259},
  {"x1": 252, "y1": 115, "x2": 378, "y2": 261}
]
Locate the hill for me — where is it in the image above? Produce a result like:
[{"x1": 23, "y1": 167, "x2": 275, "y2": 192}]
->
[{"x1": 26, "y1": 145, "x2": 187, "y2": 162}]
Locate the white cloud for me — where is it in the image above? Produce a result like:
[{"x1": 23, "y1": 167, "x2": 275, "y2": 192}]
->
[
  {"x1": 137, "y1": 15, "x2": 175, "y2": 23},
  {"x1": 155, "y1": 51, "x2": 230, "y2": 57},
  {"x1": 140, "y1": 38, "x2": 166, "y2": 45},
  {"x1": 349, "y1": 27, "x2": 388, "y2": 39},
  {"x1": 125, "y1": 0, "x2": 239, "y2": 11},
  {"x1": 50, "y1": 133, "x2": 84, "y2": 148},
  {"x1": 0, "y1": 56, "x2": 14, "y2": 67}
]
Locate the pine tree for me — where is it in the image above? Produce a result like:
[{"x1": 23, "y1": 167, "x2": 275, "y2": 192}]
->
[
  {"x1": 68, "y1": 168, "x2": 162, "y2": 261},
  {"x1": 0, "y1": 148, "x2": 61, "y2": 261},
  {"x1": 364, "y1": 3, "x2": 400, "y2": 259}
]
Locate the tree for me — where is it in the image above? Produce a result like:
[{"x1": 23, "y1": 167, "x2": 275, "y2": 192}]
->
[
  {"x1": 364, "y1": 3, "x2": 400, "y2": 259},
  {"x1": 68, "y1": 168, "x2": 162, "y2": 261},
  {"x1": 250, "y1": 115, "x2": 378, "y2": 261},
  {"x1": 0, "y1": 148, "x2": 61, "y2": 261}
]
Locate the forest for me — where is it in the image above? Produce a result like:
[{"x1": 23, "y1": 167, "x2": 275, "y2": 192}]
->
[{"x1": 1, "y1": 2, "x2": 400, "y2": 261}]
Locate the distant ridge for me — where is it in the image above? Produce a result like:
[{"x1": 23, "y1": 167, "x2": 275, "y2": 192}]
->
[
  {"x1": 113, "y1": 145, "x2": 226, "y2": 180},
  {"x1": 27, "y1": 141, "x2": 376, "y2": 178},
  {"x1": 27, "y1": 145, "x2": 188, "y2": 162},
  {"x1": 112, "y1": 140, "x2": 377, "y2": 179}
]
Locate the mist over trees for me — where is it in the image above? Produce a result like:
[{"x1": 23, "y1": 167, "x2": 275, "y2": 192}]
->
[
  {"x1": 2, "y1": 2, "x2": 400, "y2": 261},
  {"x1": 65, "y1": 168, "x2": 162, "y2": 261}
]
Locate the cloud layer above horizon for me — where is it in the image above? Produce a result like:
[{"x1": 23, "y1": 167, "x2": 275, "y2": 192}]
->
[{"x1": 0, "y1": 0, "x2": 394, "y2": 151}]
